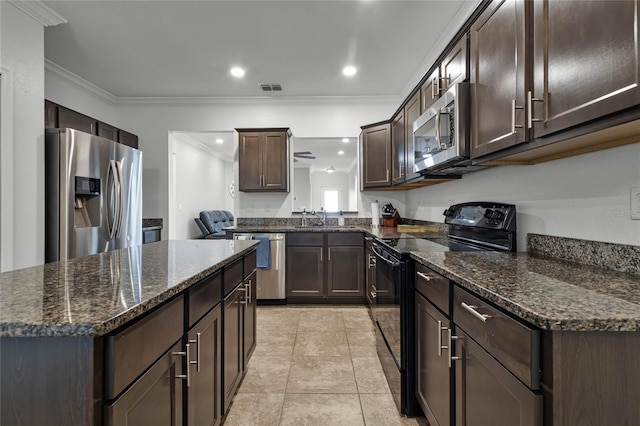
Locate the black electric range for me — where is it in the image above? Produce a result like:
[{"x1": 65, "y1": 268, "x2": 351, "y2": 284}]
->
[{"x1": 371, "y1": 202, "x2": 517, "y2": 416}]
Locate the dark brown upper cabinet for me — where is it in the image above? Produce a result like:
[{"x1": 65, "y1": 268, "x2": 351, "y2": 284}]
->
[
  {"x1": 391, "y1": 109, "x2": 406, "y2": 185},
  {"x1": 118, "y1": 129, "x2": 139, "y2": 149},
  {"x1": 404, "y1": 90, "x2": 422, "y2": 181},
  {"x1": 422, "y1": 36, "x2": 469, "y2": 114},
  {"x1": 98, "y1": 121, "x2": 118, "y2": 141},
  {"x1": 530, "y1": 0, "x2": 640, "y2": 138},
  {"x1": 361, "y1": 121, "x2": 392, "y2": 188},
  {"x1": 57, "y1": 105, "x2": 98, "y2": 135},
  {"x1": 470, "y1": 0, "x2": 528, "y2": 159},
  {"x1": 237, "y1": 128, "x2": 290, "y2": 192},
  {"x1": 45, "y1": 100, "x2": 58, "y2": 129}
]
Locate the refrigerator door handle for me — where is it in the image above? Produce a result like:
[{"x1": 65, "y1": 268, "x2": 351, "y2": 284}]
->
[
  {"x1": 115, "y1": 160, "x2": 125, "y2": 238},
  {"x1": 107, "y1": 160, "x2": 117, "y2": 239}
]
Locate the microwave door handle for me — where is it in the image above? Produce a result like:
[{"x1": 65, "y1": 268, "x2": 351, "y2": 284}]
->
[{"x1": 435, "y1": 109, "x2": 444, "y2": 150}]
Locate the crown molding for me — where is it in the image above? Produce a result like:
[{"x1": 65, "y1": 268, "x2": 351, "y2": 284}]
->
[
  {"x1": 8, "y1": 1, "x2": 67, "y2": 26},
  {"x1": 45, "y1": 59, "x2": 118, "y2": 103}
]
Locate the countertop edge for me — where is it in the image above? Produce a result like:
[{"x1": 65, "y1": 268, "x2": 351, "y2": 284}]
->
[{"x1": 0, "y1": 243, "x2": 258, "y2": 338}]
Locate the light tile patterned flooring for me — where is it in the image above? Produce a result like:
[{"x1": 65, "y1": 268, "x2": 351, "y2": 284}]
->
[{"x1": 223, "y1": 305, "x2": 425, "y2": 426}]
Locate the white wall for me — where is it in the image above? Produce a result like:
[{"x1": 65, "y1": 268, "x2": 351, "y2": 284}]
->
[
  {"x1": 169, "y1": 133, "x2": 232, "y2": 239},
  {"x1": 405, "y1": 143, "x2": 640, "y2": 249},
  {"x1": 0, "y1": 3, "x2": 45, "y2": 271}
]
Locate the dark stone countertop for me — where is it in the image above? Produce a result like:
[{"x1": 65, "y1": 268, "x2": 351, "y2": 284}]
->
[
  {"x1": 226, "y1": 224, "x2": 442, "y2": 240},
  {"x1": 411, "y1": 250, "x2": 640, "y2": 332},
  {"x1": 0, "y1": 240, "x2": 258, "y2": 338},
  {"x1": 142, "y1": 218, "x2": 163, "y2": 229}
]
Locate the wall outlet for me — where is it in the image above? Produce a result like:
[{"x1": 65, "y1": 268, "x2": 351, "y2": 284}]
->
[{"x1": 631, "y1": 186, "x2": 640, "y2": 220}]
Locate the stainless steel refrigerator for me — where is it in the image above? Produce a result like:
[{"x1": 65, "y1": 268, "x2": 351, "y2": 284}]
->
[{"x1": 45, "y1": 128, "x2": 143, "y2": 262}]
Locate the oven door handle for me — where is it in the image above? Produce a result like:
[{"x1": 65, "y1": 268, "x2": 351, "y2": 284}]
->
[{"x1": 372, "y1": 245, "x2": 401, "y2": 268}]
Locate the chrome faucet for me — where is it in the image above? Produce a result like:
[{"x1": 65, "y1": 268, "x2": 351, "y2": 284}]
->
[{"x1": 310, "y1": 209, "x2": 327, "y2": 226}]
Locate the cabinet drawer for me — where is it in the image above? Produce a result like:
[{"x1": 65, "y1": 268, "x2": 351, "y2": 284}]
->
[
  {"x1": 188, "y1": 271, "x2": 222, "y2": 327},
  {"x1": 415, "y1": 263, "x2": 450, "y2": 315},
  {"x1": 224, "y1": 258, "x2": 244, "y2": 296},
  {"x1": 244, "y1": 249, "x2": 257, "y2": 277},
  {"x1": 105, "y1": 295, "x2": 184, "y2": 399},
  {"x1": 327, "y1": 232, "x2": 363, "y2": 246},
  {"x1": 287, "y1": 232, "x2": 323, "y2": 246},
  {"x1": 453, "y1": 286, "x2": 540, "y2": 389}
]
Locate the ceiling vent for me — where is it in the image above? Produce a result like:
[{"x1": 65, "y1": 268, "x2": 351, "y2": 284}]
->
[{"x1": 260, "y1": 83, "x2": 282, "y2": 92}]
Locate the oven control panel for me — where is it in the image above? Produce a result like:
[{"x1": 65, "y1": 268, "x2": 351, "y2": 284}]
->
[{"x1": 443, "y1": 202, "x2": 515, "y2": 231}]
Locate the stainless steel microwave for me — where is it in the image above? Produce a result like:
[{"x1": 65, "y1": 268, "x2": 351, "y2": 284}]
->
[{"x1": 412, "y1": 82, "x2": 470, "y2": 174}]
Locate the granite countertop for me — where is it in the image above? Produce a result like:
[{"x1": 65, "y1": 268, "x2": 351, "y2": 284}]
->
[
  {"x1": 411, "y1": 250, "x2": 640, "y2": 332},
  {"x1": 227, "y1": 224, "x2": 443, "y2": 240},
  {"x1": 0, "y1": 240, "x2": 258, "y2": 338}
]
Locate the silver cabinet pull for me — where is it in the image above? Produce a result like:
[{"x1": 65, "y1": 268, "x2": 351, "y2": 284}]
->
[
  {"x1": 238, "y1": 285, "x2": 247, "y2": 305},
  {"x1": 416, "y1": 271, "x2": 432, "y2": 282},
  {"x1": 328, "y1": 247, "x2": 332, "y2": 261},
  {"x1": 431, "y1": 77, "x2": 437, "y2": 99},
  {"x1": 511, "y1": 99, "x2": 524, "y2": 134},
  {"x1": 320, "y1": 249, "x2": 323, "y2": 262},
  {"x1": 386, "y1": 169, "x2": 390, "y2": 182},
  {"x1": 437, "y1": 320, "x2": 448, "y2": 356},
  {"x1": 527, "y1": 91, "x2": 543, "y2": 129},
  {"x1": 448, "y1": 329, "x2": 461, "y2": 368},
  {"x1": 172, "y1": 343, "x2": 191, "y2": 387},
  {"x1": 188, "y1": 333, "x2": 201, "y2": 372},
  {"x1": 461, "y1": 302, "x2": 491, "y2": 322},
  {"x1": 370, "y1": 291, "x2": 377, "y2": 299},
  {"x1": 245, "y1": 280, "x2": 252, "y2": 305}
]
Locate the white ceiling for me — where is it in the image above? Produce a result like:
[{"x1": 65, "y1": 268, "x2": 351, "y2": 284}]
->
[
  {"x1": 294, "y1": 137, "x2": 358, "y2": 173},
  {"x1": 42, "y1": 0, "x2": 479, "y2": 99}
]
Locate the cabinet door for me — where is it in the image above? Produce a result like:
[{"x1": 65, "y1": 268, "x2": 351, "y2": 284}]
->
[
  {"x1": 262, "y1": 132, "x2": 288, "y2": 190},
  {"x1": 421, "y1": 69, "x2": 441, "y2": 113},
  {"x1": 416, "y1": 293, "x2": 452, "y2": 426},
  {"x1": 327, "y1": 246, "x2": 364, "y2": 297},
  {"x1": 223, "y1": 287, "x2": 244, "y2": 413},
  {"x1": 45, "y1": 100, "x2": 58, "y2": 128},
  {"x1": 119, "y1": 129, "x2": 139, "y2": 149},
  {"x1": 455, "y1": 328, "x2": 543, "y2": 426},
  {"x1": 361, "y1": 122, "x2": 391, "y2": 188},
  {"x1": 286, "y1": 246, "x2": 324, "y2": 297},
  {"x1": 470, "y1": 0, "x2": 528, "y2": 158},
  {"x1": 243, "y1": 270, "x2": 257, "y2": 367},
  {"x1": 441, "y1": 35, "x2": 468, "y2": 93},
  {"x1": 58, "y1": 106, "x2": 97, "y2": 135},
  {"x1": 188, "y1": 305, "x2": 222, "y2": 426},
  {"x1": 238, "y1": 132, "x2": 262, "y2": 191},
  {"x1": 391, "y1": 110, "x2": 406, "y2": 185},
  {"x1": 106, "y1": 340, "x2": 184, "y2": 426},
  {"x1": 404, "y1": 91, "x2": 421, "y2": 181},
  {"x1": 98, "y1": 122, "x2": 118, "y2": 142},
  {"x1": 531, "y1": 0, "x2": 640, "y2": 138}
]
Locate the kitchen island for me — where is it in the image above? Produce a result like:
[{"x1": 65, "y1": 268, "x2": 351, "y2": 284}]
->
[{"x1": 0, "y1": 239, "x2": 258, "y2": 426}]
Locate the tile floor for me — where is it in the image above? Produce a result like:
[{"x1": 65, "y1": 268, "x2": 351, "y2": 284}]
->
[{"x1": 223, "y1": 305, "x2": 426, "y2": 426}]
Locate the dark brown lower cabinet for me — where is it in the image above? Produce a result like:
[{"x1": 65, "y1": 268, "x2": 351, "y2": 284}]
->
[
  {"x1": 187, "y1": 305, "x2": 222, "y2": 426},
  {"x1": 454, "y1": 328, "x2": 543, "y2": 426},
  {"x1": 286, "y1": 246, "x2": 324, "y2": 297},
  {"x1": 106, "y1": 340, "x2": 184, "y2": 426},
  {"x1": 223, "y1": 286, "x2": 244, "y2": 413},
  {"x1": 243, "y1": 270, "x2": 257, "y2": 365},
  {"x1": 415, "y1": 293, "x2": 452, "y2": 426},
  {"x1": 287, "y1": 232, "x2": 364, "y2": 301}
]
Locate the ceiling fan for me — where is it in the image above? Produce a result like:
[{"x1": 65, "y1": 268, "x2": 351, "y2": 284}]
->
[{"x1": 293, "y1": 151, "x2": 316, "y2": 162}]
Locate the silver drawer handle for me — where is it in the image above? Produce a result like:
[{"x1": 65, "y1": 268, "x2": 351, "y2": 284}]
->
[
  {"x1": 448, "y1": 329, "x2": 461, "y2": 368},
  {"x1": 416, "y1": 271, "x2": 432, "y2": 282},
  {"x1": 188, "y1": 333, "x2": 200, "y2": 372},
  {"x1": 172, "y1": 343, "x2": 191, "y2": 387},
  {"x1": 437, "y1": 320, "x2": 448, "y2": 356},
  {"x1": 461, "y1": 302, "x2": 491, "y2": 323}
]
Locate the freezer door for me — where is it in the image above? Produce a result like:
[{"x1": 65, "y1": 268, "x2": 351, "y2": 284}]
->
[
  {"x1": 114, "y1": 143, "x2": 142, "y2": 249},
  {"x1": 59, "y1": 129, "x2": 116, "y2": 260}
]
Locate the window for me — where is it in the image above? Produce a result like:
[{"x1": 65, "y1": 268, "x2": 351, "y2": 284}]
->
[{"x1": 321, "y1": 187, "x2": 341, "y2": 212}]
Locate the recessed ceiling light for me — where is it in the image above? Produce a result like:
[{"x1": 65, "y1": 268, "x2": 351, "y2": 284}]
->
[
  {"x1": 326, "y1": 166, "x2": 336, "y2": 173},
  {"x1": 215, "y1": 138, "x2": 224, "y2": 144},
  {"x1": 338, "y1": 150, "x2": 344, "y2": 155},
  {"x1": 342, "y1": 138, "x2": 350, "y2": 143},
  {"x1": 342, "y1": 66, "x2": 357, "y2": 77},
  {"x1": 230, "y1": 67, "x2": 245, "y2": 78}
]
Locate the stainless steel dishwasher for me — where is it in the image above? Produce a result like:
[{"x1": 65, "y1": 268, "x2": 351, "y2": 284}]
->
[{"x1": 233, "y1": 233, "x2": 286, "y2": 302}]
